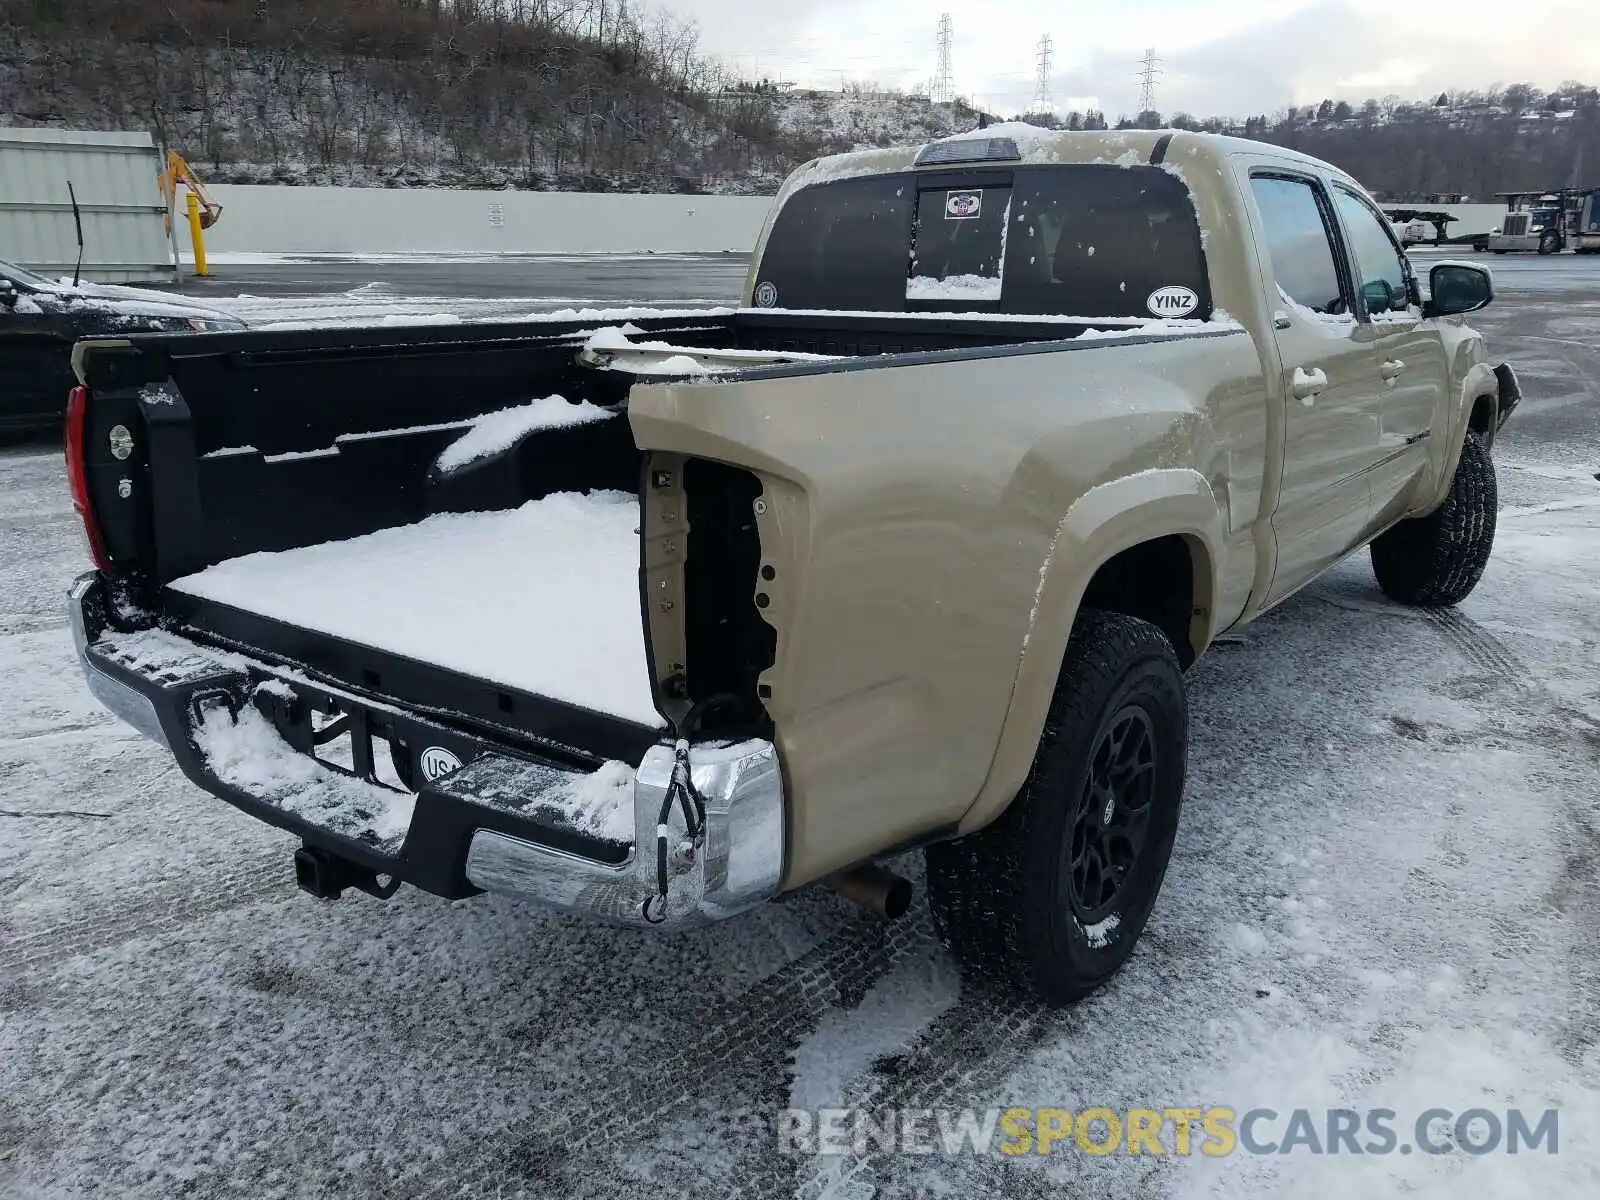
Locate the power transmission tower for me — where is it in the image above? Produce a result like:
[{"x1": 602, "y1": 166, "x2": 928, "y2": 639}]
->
[
  {"x1": 1137, "y1": 48, "x2": 1162, "y2": 115},
  {"x1": 1033, "y1": 34, "x2": 1054, "y2": 112},
  {"x1": 934, "y1": 14, "x2": 954, "y2": 104}
]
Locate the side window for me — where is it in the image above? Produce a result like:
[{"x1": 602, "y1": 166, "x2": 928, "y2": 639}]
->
[
  {"x1": 1331, "y1": 186, "x2": 1411, "y2": 316},
  {"x1": 1249, "y1": 175, "x2": 1347, "y2": 317}
]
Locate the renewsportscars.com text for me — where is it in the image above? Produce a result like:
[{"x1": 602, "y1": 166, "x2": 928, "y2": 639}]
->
[{"x1": 779, "y1": 1106, "x2": 1560, "y2": 1158}]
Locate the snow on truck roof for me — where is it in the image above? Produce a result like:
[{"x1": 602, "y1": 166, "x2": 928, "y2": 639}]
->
[{"x1": 778, "y1": 125, "x2": 1340, "y2": 195}]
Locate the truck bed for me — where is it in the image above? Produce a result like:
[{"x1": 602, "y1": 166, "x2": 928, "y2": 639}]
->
[
  {"x1": 72, "y1": 305, "x2": 1224, "y2": 763},
  {"x1": 165, "y1": 488, "x2": 661, "y2": 728}
]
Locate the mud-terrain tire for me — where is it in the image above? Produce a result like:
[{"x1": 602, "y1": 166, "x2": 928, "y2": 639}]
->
[
  {"x1": 925, "y1": 611, "x2": 1186, "y2": 1006},
  {"x1": 1370, "y1": 431, "x2": 1497, "y2": 607}
]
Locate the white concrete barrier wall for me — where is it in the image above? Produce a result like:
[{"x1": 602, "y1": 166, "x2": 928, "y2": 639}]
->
[{"x1": 203, "y1": 185, "x2": 776, "y2": 255}]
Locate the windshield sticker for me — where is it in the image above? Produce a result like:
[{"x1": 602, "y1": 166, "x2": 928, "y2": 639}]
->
[
  {"x1": 1146, "y1": 285, "x2": 1200, "y2": 317},
  {"x1": 945, "y1": 190, "x2": 983, "y2": 220},
  {"x1": 754, "y1": 280, "x2": 779, "y2": 308}
]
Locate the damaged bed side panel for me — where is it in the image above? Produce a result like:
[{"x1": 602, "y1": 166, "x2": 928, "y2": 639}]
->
[{"x1": 628, "y1": 331, "x2": 1264, "y2": 890}]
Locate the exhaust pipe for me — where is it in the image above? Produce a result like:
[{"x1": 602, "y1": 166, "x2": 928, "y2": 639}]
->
[{"x1": 824, "y1": 863, "x2": 913, "y2": 920}]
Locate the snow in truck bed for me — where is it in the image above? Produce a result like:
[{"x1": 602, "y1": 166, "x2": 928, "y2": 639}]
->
[{"x1": 167, "y1": 489, "x2": 663, "y2": 728}]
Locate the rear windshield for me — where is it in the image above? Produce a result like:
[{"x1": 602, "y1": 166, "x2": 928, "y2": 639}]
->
[{"x1": 752, "y1": 165, "x2": 1211, "y2": 320}]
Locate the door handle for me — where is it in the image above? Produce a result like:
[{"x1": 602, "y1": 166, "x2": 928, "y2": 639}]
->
[
  {"x1": 1380, "y1": 358, "x2": 1406, "y2": 381},
  {"x1": 1290, "y1": 366, "x2": 1327, "y2": 404}
]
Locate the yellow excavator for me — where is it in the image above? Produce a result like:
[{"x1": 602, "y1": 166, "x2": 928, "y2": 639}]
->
[
  {"x1": 159, "y1": 151, "x2": 223, "y2": 274},
  {"x1": 160, "y1": 150, "x2": 223, "y2": 232}
]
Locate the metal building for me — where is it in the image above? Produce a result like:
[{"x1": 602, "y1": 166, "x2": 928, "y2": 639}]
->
[{"x1": 0, "y1": 127, "x2": 177, "y2": 284}]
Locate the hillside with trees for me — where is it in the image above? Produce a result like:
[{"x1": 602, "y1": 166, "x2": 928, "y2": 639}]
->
[
  {"x1": 1026, "y1": 84, "x2": 1600, "y2": 200},
  {"x1": 2, "y1": 0, "x2": 1597, "y2": 200}
]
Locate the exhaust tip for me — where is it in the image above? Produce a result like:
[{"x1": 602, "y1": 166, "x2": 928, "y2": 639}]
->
[
  {"x1": 825, "y1": 863, "x2": 914, "y2": 921},
  {"x1": 881, "y1": 874, "x2": 913, "y2": 920}
]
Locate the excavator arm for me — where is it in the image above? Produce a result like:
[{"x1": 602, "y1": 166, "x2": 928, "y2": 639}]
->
[{"x1": 160, "y1": 151, "x2": 223, "y2": 233}]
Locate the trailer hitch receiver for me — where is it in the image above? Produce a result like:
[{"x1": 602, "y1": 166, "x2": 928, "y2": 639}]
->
[{"x1": 293, "y1": 845, "x2": 402, "y2": 901}]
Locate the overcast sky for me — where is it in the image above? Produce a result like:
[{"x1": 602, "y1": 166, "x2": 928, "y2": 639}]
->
[{"x1": 662, "y1": 0, "x2": 1599, "y2": 118}]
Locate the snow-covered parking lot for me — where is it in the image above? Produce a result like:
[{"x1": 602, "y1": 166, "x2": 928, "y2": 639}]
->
[{"x1": 2, "y1": 261, "x2": 1598, "y2": 1199}]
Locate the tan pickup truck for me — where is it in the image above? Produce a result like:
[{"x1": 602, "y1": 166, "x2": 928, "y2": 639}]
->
[{"x1": 67, "y1": 127, "x2": 1518, "y2": 1005}]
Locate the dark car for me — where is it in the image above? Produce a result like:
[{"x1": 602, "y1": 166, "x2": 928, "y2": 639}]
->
[{"x1": 1, "y1": 257, "x2": 246, "y2": 434}]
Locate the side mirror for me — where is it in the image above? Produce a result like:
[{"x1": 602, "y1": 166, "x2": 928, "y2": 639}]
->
[
  {"x1": 1360, "y1": 278, "x2": 1397, "y2": 313},
  {"x1": 1423, "y1": 262, "x2": 1494, "y2": 318},
  {"x1": 0, "y1": 279, "x2": 18, "y2": 310}
]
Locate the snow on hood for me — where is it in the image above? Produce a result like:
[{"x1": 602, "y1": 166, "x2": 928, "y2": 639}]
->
[{"x1": 38, "y1": 277, "x2": 246, "y2": 326}]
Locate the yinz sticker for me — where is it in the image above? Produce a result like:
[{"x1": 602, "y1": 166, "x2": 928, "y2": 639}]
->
[
  {"x1": 1146, "y1": 285, "x2": 1200, "y2": 317},
  {"x1": 945, "y1": 190, "x2": 983, "y2": 220}
]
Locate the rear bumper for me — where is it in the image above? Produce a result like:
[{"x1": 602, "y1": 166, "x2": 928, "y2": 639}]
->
[{"x1": 70, "y1": 573, "x2": 785, "y2": 929}]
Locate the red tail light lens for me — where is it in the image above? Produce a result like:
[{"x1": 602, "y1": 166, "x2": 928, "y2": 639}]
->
[{"x1": 64, "y1": 385, "x2": 111, "y2": 570}]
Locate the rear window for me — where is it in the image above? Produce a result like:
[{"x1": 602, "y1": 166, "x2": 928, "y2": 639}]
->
[
  {"x1": 751, "y1": 175, "x2": 912, "y2": 311},
  {"x1": 753, "y1": 165, "x2": 1210, "y2": 320}
]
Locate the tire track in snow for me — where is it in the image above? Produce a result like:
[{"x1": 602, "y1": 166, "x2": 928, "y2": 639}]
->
[
  {"x1": 1410, "y1": 604, "x2": 1600, "y2": 1069},
  {"x1": 396, "y1": 912, "x2": 932, "y2": 1200},
  {"x1": 782, "y1": 981, "x2": 1060, "y2": 1200},
  {"x1": 0, "y1": 858, "x2": 292, "y2": 975},
  {"x1": 1422, "y1": 607, "x2": 1529, "y2": 683}
]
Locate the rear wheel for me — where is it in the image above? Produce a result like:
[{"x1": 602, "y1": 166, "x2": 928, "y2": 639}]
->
[
  {"x1": 1370, "y1": 431, "x2": 1497, "y2": 607},
  {"x1": 925, "y1": 611, "x2": 1186, "y2": 1005}
]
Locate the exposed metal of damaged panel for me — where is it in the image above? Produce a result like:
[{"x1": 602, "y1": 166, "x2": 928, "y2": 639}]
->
[{"x1": 0, "y1": 127, "x2": 178, "y2": 284}]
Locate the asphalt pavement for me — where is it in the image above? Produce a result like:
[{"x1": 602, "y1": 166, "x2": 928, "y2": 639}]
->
[{"x1": 173, "y1": 252, "x2": 753, "y2": 309}]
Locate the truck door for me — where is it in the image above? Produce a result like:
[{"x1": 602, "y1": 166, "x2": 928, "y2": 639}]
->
[
  {"x1": 1328, "y1": 184, "x2": 1447, "y2": 532},
  {"x1": 1248, "y1": 172, "x2": 1381, "y2": 605}
]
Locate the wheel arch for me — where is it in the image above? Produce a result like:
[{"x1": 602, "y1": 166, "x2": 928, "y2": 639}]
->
[
  {"x1": 956, "y1": 469, "x2": 1224, "y2": 838},
  {"x1": 1416, "y1": 359, "x2": 1499, "y2": 517}
]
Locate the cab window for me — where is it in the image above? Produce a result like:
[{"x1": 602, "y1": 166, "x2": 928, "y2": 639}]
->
[
  {"x1": 1331, "y1": 186, "x2": 1413, "y2": 316},
  {"x1": 1249, "y1": 175, "x2": 1348, "y2": 316}
]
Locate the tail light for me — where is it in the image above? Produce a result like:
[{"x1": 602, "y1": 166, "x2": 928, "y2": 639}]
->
[{"x1": 64, "y1": 385, "x2": 111, "y2": 570}]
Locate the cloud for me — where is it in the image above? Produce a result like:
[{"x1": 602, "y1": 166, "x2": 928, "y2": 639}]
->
[
  {"x1": 1102, "y1": 0, "x2": 1600, "y2": 117},
  {"x1": 662, "y1": 0, "x2": 1600, "y2": 118}
]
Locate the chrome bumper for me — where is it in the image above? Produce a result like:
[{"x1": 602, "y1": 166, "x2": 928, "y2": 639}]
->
[
  {"x1": 460, "y1": 739, "x2": 785, "y2": 928},
  {"x1": 69, "y1": 575, "x2": 171, "y2": 749},
  {"x1": 69, "y1": 572, "x2": 786, "y2": 930}
]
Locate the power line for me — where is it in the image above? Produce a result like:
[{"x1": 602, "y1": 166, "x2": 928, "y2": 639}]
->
[
  {"x1": 934, "y1": 14, "x2": 954, "y2": 104},
  {"x1": 1137, "y1": 47, "x2": 1162, "y2": 114},
  {"x1": 1033, "y1": 34, "x2": 1053, "y2": 112}
]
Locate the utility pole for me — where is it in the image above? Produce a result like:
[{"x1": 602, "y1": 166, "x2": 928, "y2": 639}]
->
[
  {"x1": 1033, "y1": 34, "x2": 1054, "y2": 113},
  {"x1": 1137, "y1": 48, "x2": 1162, "y2": 116},
  {"x1": 934, "y1": 14, "x2": 954, "y2": 104}
]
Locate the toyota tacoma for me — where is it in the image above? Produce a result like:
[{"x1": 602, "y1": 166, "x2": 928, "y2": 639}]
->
[{"x1": 65, "y1": 127, "x2": 1518, "y2": 1004}]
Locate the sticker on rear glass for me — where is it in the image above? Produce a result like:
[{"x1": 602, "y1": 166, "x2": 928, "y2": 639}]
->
[
  {"x1": 945, "y1": 190, "x2": 983, "y2": 220},
  {"x1": 1146, "y1": 285, "x2": 1200, "y2": 317},
  {"x1": 754, "y1": 280, "x2": 779, "y2": 308}
]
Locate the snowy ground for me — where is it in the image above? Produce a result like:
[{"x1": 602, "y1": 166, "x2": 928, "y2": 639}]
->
[{"x1": 0, "y1": 273, "x2": 1597, "y2": 1198}]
